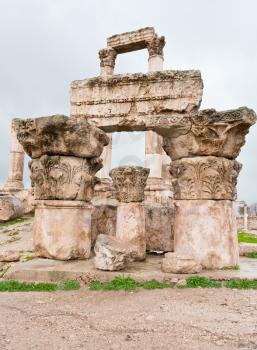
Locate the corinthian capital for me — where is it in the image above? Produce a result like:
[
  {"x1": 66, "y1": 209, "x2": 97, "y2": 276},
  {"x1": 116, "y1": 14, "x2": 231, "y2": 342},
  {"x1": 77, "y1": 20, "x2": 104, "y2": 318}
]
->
[
  {"x1": 110, "y1": 166, "x2": 149, "y2": 202},
  {"x1": 147, "y1": 35, "x2": 165, "y2": 57},
  {"x1": 98, "y1": 48, "x2": 117, "y2": 68}
]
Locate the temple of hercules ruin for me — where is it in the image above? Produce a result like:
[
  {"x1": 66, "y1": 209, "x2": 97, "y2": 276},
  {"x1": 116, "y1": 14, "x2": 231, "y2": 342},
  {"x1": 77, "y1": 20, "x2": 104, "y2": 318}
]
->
[{"x1": 1, "y1": 27, "x2": 256, "y2": 274}]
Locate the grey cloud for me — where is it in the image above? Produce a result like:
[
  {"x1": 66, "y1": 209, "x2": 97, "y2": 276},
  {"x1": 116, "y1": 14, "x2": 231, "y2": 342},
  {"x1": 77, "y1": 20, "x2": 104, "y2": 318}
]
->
[{"x1": 0, "y1": 0, "x2": 256, "y2": 203}]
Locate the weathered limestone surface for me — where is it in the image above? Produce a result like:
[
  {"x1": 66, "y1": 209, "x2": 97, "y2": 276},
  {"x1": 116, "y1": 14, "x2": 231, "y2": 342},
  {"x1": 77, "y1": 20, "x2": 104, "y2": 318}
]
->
[
  {"x1": 29, "y1": 155, "x2": 101, "y2": 201},
  {"x1": 91, "y1": 202, "x2": 175, "y2": 252},
  {"x1": 94, "y1": 234, "x2": 135, "y2": 271},
  {"x1": 0, "y1": 251, "x2": 20, "y2": 262},
  {"x1": 0, "y1": 194, "x2": 24, "y2": 222},
  {"x1": 116, "y1": 202, "x2": 146, "y2": 261},
  {"x1": 170, "y1": 156, "x2": 242, "y2": 200},
  {"x1": 70, "y1": 70, "x2": 203, "y2": 131},
  {"x1": 162, "y1": 253, "x2": 202, "y2": 274},
  {"x1": 174, "y1": 200, "x2": 239, "y2": 269},
  {"x1": 34, "y1": 200, "x2": 92, "y2": 260},
  {"x1": 107, "y1": 27, "x2": 157, "y2": 53},
  {"x1": 110, "y1": 166, "x2": 149, "y2": 203},
  {"x1": 145, "y1": 202, "x2": 174, "y2": 252},
  {"x1": 91, "y1": 204, "x2": 117, "y2": 244},
  {"x1": 162, "y1": 107, "x2": 256, "y2": 160},
  {"x1": 12, "y1": 189, "x2": 34, "y2": 214},
  {"x1": 17, "y1": 115, "x2": 109, "y2": 159}
]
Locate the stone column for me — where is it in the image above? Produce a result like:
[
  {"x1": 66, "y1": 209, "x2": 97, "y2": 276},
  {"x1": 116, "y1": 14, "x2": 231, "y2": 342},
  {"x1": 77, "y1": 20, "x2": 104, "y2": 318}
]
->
[
  {"x1": 95, "y1": 132, "x2": 113, "y2": 198},
  {"x1": 170, "y1": 156, "x2": 241, "y2": 269},
  {"x1": 243, "y1": 203, "x2": 248, "y2": 232},
  {"x1": 161, "y1": 107, "x2": 256, "y2": 269},
  {"x1": 3, "y1": 119, "x2": 24, "y2": 192},
  {"x1": 17, "y1": 115, "x2": 109, "y2": 260},
  {"x1": 99, "y1": 48, "x2": 117, "y2": 78},
  {"x1": 145, "y1": 35, "x2": 167, "y2": 203},
  {"x1": 110, "y1": 166, "x2": 149, "y2": 260}
]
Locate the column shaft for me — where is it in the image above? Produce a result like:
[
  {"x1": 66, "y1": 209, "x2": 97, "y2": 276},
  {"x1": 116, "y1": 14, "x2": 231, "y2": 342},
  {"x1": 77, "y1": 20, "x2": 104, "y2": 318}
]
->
[{"x1": 3, "y1": 119, "x2": 24, "y2": 192}]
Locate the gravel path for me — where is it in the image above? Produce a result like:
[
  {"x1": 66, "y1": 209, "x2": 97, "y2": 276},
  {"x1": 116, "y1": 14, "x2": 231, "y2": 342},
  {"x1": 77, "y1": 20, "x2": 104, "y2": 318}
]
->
[{"x1": 0, "y1": 288, "x2": 257, "y2": 350}]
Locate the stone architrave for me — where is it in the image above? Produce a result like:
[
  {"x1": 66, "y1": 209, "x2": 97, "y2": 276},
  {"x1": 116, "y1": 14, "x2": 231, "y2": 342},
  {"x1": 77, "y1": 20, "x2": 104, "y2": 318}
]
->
[
  {"x1": 17, "y1": 115, "x2": 109, "y2": 260},
  {"x1": 110, "y1": 166, "x2": 149, "y2": 260},
  {"x1": 161, "y1": 107, "x2": 256, "y2": 269},
  {"x1": 3, "y1": 119, "x2": 24, "y2": 192}
]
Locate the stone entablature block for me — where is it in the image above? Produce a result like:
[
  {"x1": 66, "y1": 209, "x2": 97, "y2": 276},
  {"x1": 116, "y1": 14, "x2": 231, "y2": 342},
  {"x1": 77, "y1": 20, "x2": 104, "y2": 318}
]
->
[
  {"x1": 107, "y1": 27, "x2": 156, "y2": 53},
  {"x1": 70, "y1": 70, "x2": 203, "y2": 130}
]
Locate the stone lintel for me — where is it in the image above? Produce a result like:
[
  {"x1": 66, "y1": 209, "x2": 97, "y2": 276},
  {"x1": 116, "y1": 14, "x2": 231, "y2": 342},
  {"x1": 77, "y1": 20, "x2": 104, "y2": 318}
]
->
[{"x1": 107, "y1": 27, "x2": 156, "y2": 53}]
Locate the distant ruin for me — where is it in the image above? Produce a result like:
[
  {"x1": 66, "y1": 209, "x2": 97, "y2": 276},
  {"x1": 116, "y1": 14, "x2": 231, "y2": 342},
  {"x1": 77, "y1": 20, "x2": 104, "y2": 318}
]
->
[{"x1": 1, "y1": 27, "x2": 256, "y2": 273}]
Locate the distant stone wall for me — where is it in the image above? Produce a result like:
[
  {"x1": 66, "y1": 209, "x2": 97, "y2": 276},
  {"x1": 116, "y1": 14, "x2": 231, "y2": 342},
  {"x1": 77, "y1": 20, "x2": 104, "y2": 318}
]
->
[{"x1": 237, "y1": 216, "x2": 257, "y2": 230}]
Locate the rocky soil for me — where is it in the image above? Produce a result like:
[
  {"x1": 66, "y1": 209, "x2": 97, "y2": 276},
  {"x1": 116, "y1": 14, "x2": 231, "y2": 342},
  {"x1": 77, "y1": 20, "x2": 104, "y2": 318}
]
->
[{"x1": 0, "y1": 288, "x2": 257, "y2": 350}]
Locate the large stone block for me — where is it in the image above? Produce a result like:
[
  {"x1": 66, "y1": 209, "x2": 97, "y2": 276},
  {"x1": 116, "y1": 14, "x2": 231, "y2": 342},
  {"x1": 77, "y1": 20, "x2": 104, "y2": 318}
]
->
[
  {"x1": 29, "y1": 155, "x2": 101, "y2": 201},
  {"x1": 145, "y1": 202, "x2": 174, "y2": 252},
  {"x1": 116, "y1": 202, "x2": 146, "y2": 261},
  {"x1": 163, "y1": 107, "x2": 256, "y2": 160},
  {"x1": 94, "y1": 234, "x2": 135, "y2": 271},
  {"x1": 174, "y1": 200, "x2": 239, "y2": 269},
  {"x1": 170, "y1": 156, "x2": 241, "y2": 200},
  {"x1": 0, "y1": 194, "x2": 24, "y2": 222},
  {"x1": 70, "y1": 70, "x2": 203, "y2": 132},
  {"x1": 162, "y1": 253, "x2": 202, "y2": 274},
  {"x1": 34, "y1": 200, "x2": 92, "y2": 260},
  {"x1": 17, "y1": 115, "x2": 109, "y2": 159}
]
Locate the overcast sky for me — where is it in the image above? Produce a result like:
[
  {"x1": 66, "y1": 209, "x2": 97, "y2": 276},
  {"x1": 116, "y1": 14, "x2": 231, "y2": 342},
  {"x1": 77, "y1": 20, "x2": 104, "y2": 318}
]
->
[{"x1": 0, "y1": 0, "x2": 256, "y2": 203}]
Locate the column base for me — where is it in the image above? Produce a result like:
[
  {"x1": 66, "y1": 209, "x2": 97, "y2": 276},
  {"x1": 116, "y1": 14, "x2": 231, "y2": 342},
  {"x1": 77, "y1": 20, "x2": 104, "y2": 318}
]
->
[
  {"x1": 174, "y1": 200, "x2": 239, "y2": 269},
  {"x1": 116, "y1": 202, "x2": 146, "y2": 261},
  {"x1": 34, "y1": 200, "x2": 92, "y2": 260},
  {"x1": 3, "y1": 180, "x2": 24, "y2": 192}
]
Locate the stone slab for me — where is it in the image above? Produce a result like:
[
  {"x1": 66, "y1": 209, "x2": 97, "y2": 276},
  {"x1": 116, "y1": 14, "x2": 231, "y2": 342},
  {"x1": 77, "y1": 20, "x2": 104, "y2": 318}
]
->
[{"x1": 4, "y1": 256, "x2": 257, "y2": 283}]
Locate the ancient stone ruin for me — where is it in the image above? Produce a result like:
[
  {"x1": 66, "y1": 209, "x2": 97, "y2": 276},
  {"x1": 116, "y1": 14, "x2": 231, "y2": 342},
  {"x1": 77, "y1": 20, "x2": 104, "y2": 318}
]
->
[{"x1": 1, "y1": 27, "x2": 256, "y2": 273}]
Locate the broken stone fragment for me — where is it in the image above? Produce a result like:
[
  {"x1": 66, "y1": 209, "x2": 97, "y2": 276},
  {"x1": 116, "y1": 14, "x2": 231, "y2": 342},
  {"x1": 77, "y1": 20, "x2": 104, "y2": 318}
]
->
[
  {"x1": 0, "y1": 194, "x2": 24, "y2": 222},
  {"x1": 94, "y1": 234, "x2": 136, "y2": 271},
  {"x1": 0, "y1": 250, "x2": 20, "y2": 262},
  {"x1": 161, "y1": 253, "x2": 202, "y2": 274},
  {"x1": 16, "y1": 115, "x2": 109, "y2": 159}
]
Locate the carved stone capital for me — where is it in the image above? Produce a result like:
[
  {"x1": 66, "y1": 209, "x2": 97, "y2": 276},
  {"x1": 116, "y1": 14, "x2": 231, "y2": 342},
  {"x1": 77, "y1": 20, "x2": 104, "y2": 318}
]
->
[
  {"x1": 147, "y1": 35, "x2": 165, "y2": 57},
  {"x1": 99, "y1": 48, "x2": 117, "y2": 68},
  {"x1": 29, "y1": 155, "x2": 102, "y2": 201},
  {"x1": 110, "y1": 166, "x2": 149, "y2": 202},
  {"x1": 170, "y1": 156, "x2": 242, "y2": 200},
  {"x1": 17, "y1": 115, "x2": 109, "y2": 159},
  {"x1": 163, "y1": 107, "x2": 256, "y2": 160}
]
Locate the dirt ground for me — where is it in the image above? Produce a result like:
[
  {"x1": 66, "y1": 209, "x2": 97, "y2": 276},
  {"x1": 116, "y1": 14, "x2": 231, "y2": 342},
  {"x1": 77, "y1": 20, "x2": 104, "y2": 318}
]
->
[{"x1": 0, "y1": 288, "x2": 257, "y2": 350}]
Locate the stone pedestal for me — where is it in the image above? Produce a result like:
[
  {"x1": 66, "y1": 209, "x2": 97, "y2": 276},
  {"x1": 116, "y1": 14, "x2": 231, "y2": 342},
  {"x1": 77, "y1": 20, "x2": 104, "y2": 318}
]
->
[
  {"x1": 110, "y1": 166, "x2": 149, "y2": 260},
  {"x1": 174, "y1": 200, "x2": 239, "y2": 269},
  {"x1": 34, "y1": 200, "x2": 92, "y2": 260},
  {"x1": 3, "y1": 119, "x2": 24, "y2": 192},
  {"x1": 116, "y1": 202, "x2": 146, "y2": 260}
]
